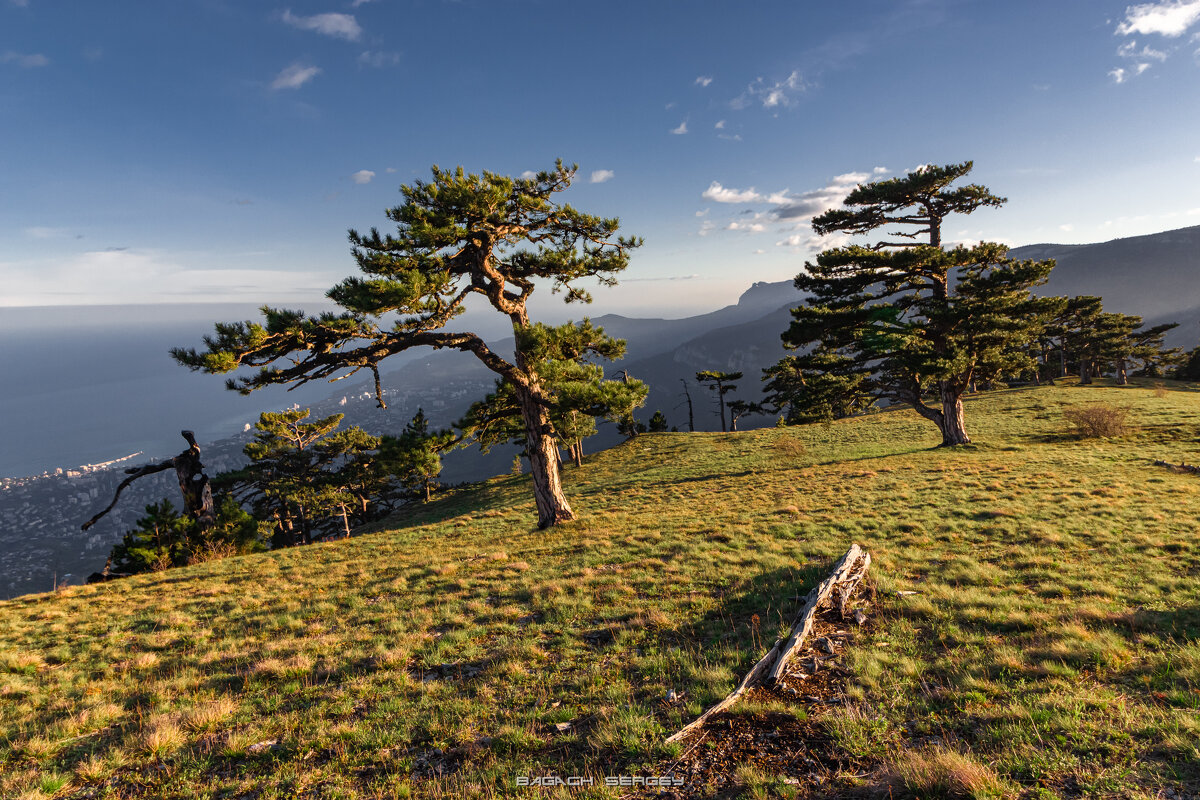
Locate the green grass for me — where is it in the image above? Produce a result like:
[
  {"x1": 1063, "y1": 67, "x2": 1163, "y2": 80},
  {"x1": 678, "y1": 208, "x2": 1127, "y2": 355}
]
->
[{"x1": 2, "y1": 379, "x2": 1199, "y2": 799}]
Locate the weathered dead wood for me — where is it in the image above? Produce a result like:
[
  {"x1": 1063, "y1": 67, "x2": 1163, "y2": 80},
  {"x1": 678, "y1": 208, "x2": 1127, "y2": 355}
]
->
[
  {"x1": 665, "y1": 543, "x2": 870, "y2": 744},
  {"x1": 767, "y1": 544, "x2": 869, "y2": 683},
  {"x1": 81, "y1": 430, "x2": 215, "y2": 531},
  {"x1": 1153, "y1": 459, "x2": 1200, "y2": 475}
]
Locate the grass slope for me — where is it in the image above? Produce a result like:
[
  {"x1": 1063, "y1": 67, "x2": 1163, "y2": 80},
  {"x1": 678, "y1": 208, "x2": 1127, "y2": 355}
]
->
[{"x1": 1, "y1": 381, "x2": 1198, "y2": 799}]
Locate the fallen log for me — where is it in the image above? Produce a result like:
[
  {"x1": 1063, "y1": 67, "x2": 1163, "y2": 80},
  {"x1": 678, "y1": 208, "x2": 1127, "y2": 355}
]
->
[
  {"x1": 1153, "y1": 459, "x2": 1200, "y2": 475},
  {"x1": 665, "y1": 543, "x2": 871, "y2": 744}
]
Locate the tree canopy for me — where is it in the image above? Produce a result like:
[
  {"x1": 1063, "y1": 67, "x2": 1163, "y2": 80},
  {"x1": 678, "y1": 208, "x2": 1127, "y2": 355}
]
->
[
  {"x1": 457, "y1": 320, "x2": 646, "y2": 466},
  {"x1": 781, "y1": 162, "x2": 1057, "y2": 445},
  {"x1": 174, "y1": 161, "x2": 641, "y2": 528}
]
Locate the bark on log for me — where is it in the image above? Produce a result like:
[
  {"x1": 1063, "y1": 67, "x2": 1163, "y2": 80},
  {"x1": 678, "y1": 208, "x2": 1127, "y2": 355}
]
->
[{"x1": 664, "y1": 543, "x2": 871, "y2": 744}]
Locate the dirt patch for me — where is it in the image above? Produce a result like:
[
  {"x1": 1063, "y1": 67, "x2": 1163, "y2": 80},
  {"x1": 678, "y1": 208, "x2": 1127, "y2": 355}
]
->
[{"x1": 636, "y1": 579, "x2": 877, "y2": 798}]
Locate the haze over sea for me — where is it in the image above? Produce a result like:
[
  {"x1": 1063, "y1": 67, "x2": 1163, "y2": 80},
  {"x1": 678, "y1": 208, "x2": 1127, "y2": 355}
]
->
[{"x1": 0, "y1": 304, "x2": 364, "y2": 478}]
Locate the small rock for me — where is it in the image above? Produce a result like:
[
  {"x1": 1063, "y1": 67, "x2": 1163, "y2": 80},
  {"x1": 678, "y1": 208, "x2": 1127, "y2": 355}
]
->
[
  {"x1": 854, "y1": 609, "x2": 867, "y2": 625},
  {"x1": 817, "y1": 637, "x2": 836, "y2": 654},
  {"x1": 554, "y1": 721, "x2": 573, "y2": 733},
  {"x1": 247, "y1": 739, "x2": 279, "y2": 754}
]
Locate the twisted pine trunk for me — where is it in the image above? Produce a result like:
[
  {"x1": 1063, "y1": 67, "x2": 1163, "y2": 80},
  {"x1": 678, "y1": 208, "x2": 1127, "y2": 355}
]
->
[
  {"x1": 939, "y1": 384, "x2": 970, "y2": 446},
  {"x1": 514, "y1": 383, "x2": 575, "y2": 528}
]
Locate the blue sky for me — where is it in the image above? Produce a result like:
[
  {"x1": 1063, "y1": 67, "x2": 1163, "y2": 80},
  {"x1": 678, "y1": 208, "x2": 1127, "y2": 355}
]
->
[{"x1": 3, "y1": 0, "x2": 1199, "y2": 317}]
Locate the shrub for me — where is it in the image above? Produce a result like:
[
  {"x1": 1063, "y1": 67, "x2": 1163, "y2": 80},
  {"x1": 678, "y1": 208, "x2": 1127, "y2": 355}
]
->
[{"x1": 1063, "y1": 404, "x2": 1130, "y2": 438}]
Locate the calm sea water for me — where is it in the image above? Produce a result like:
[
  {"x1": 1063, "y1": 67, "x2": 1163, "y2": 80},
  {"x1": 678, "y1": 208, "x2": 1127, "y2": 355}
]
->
[{"x1": 0, "y1": 304, "x2": 351, "y2": 477}]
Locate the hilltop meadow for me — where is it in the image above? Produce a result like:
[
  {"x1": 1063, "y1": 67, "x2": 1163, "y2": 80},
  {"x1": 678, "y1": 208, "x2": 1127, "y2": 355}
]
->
[{"x1": 1, "y1": 380, "x2": 1198, "y2": 799}]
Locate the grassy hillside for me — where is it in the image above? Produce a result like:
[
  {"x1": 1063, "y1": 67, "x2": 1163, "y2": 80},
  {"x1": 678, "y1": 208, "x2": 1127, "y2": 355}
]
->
[{"x1": 1, "y1": 382, "x2": 1198, "y2": 799}]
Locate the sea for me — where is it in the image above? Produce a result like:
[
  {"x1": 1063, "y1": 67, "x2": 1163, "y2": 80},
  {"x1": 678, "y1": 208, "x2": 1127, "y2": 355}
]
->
[{"x1": 0, "y1": 304, "x2": 368, "y2": 478}]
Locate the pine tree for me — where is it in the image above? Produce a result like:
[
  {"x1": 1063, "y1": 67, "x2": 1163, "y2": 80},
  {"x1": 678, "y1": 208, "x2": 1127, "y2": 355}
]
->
[
  {"x1": 783, "y1": 162, "x2": 1057, "y2": 445},
  {"x1": 695, "y1": 370, "x2": 742, "y2": 432},
  {"x1": 761, "y1": 348, "x2": 873, "y2": 424},
  {"x1": 174, "y1": 162, "x2": 639, "y2": 529},
  {"x1": 647, "y1": 410, "x2": 669, "y2": 432},
  {"x1": 457, "y1": 320, "x2": 647, "y2": 467},
  {"x1": 221, "y1": 409, "x2": 381, "y2": 545},
  {"x1": 104, "y1": 496, "x2": 261, "y2": 577},
  {"x1": 380, "y1": 408, "x2": 454, "y2": 502}
]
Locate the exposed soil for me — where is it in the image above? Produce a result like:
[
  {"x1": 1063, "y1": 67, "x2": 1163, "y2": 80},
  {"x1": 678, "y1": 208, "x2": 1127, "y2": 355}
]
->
[{"x1": 633, "y1": 579, "x2": 877, "y2": 799}]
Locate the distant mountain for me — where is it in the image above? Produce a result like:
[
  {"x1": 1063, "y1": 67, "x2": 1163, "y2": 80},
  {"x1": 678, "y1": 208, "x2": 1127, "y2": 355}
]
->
[{"x1": 1011, "y1": 224, "x2": 1200, "y2": 347}]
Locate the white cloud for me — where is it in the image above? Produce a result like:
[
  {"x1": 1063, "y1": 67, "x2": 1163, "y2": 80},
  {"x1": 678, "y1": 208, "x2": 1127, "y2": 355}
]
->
[
  {"x1": 519, "y1": 170, "x2": 537, "y2": 179},
  {"x1": 1109, "y1": 67, "x2": 1128, "y2": 83},
  {"x1": 726, "y1": 221, "x2": 766, "y2": 233},
  {"x1": 282, "y1": 9, "x2": 362, "y2": 41},
  {"x1": 697, "y1": 220, "x2": 716, "y2": 236},
  {"x1": 701, "y1": 181, "x2": 762, "y2": 203},
  {"x1": 358, "y1": 50, "x2": 400, "y2": 67},
  {"x1": 351, "y1": 169, "x2": 375, "y2": 184},
  {"x1": 714, "y1": 119, "x2": 726, "y2": 129},
  {"x1": 695, "y1": 75, "x2": 713, "y2": 87},
  {"x1": 0, "y1": 51, "x2": 49, "y2": 67},
  {"x1": 589, "y1": 169, "x2": 614, "y2": 183},
  {"x1": 695, "y1": 209, "x2": 709, "y2": 217},
  {"x1": 670, "y1": 120, "x2": 688, "y2": 134},
  {"x1": 351, "y1": 0, "x2": 375, "y2": 5},
  {"x1": 873, "y1": 166, "x2": 889, "y2": 174},
  {"x1": 735, "y1": 70, "x2": 808, "y2": 110},
  {"x1": 776, "y1": 231, "x2": 852, "y2": 250},
  {"x1": 773, "y1": 172, "x2": 869, "y2": 221},
  {"x1": 1118, "y1": 39, "x2": 1170, "y2": 59},
  {"x1": 385, "y1": 167, "x2": 397, "y2": 173},
  {"x1": 271, "y1": 63, "x2": 321, "y2": 90},
  {"x1": 8, "y1": 0, "x2": 29, "y2": 7},
  {"x1": 1116, "y1": 0, "x2": 1200, "y2": 37},
  {"x1": 1059, "y1": 223, "x2": 1074, "y2": 232}
]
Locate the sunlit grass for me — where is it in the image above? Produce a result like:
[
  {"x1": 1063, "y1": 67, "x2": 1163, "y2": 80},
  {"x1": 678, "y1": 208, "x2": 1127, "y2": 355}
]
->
[{"x1": 0, "y1": 378, "x2": 1197, "y2": 798}]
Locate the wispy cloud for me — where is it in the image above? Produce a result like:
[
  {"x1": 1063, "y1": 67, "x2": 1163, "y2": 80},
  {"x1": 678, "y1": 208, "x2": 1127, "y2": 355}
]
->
[
  {"x1": 670, "y1": 120, "x2": 688, "y2": 135},
  {"x1": 282, "y1": 9, "x2": 362, "y2": 41},
  {"x1": 358, "y1": 50, "x2": 400, "y2": 67},
  {"x1": 24, "y1": 226, "x2": 70, "y2": 239},
  {"x1": 695, "y1": 75, "x2": 712, "y2": 87},
  {"x1": 1116, "y1": 0, "x2": 1200, "y2": 37},
  {"x1": 1109, "y1": 66, "x2": 1129, "y2": 83},
  {"x1": 732, "y1": 70, "x2": 808, "y2": 109},
  {"x1": 589, "y1": 169, "x2": 614, "y2": 184},
  {"x1": 351, "y1": 169, "x2": 375, "y2": 184},
  {"x1": 714, "y1": 119, "x2": 726, "y2": 129},
  {"x1": 8, "y1": 0, "x2": 30, "y2": 7},
  {"x1": 271, "y1": 63, "x2": 321, "y2": 90},
  {"x1": 1118, "y1": 39, "x2": 1169, "y2": 59},
  {"x1": 622, "y1": 274, "x2": 700, "y2": 282},
  {"x1": 2, "y1": 249, "x2": 338, "y2": 306},
  {"x1": 1, "y1": 51, "x2": 49, "y2": 68}
]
